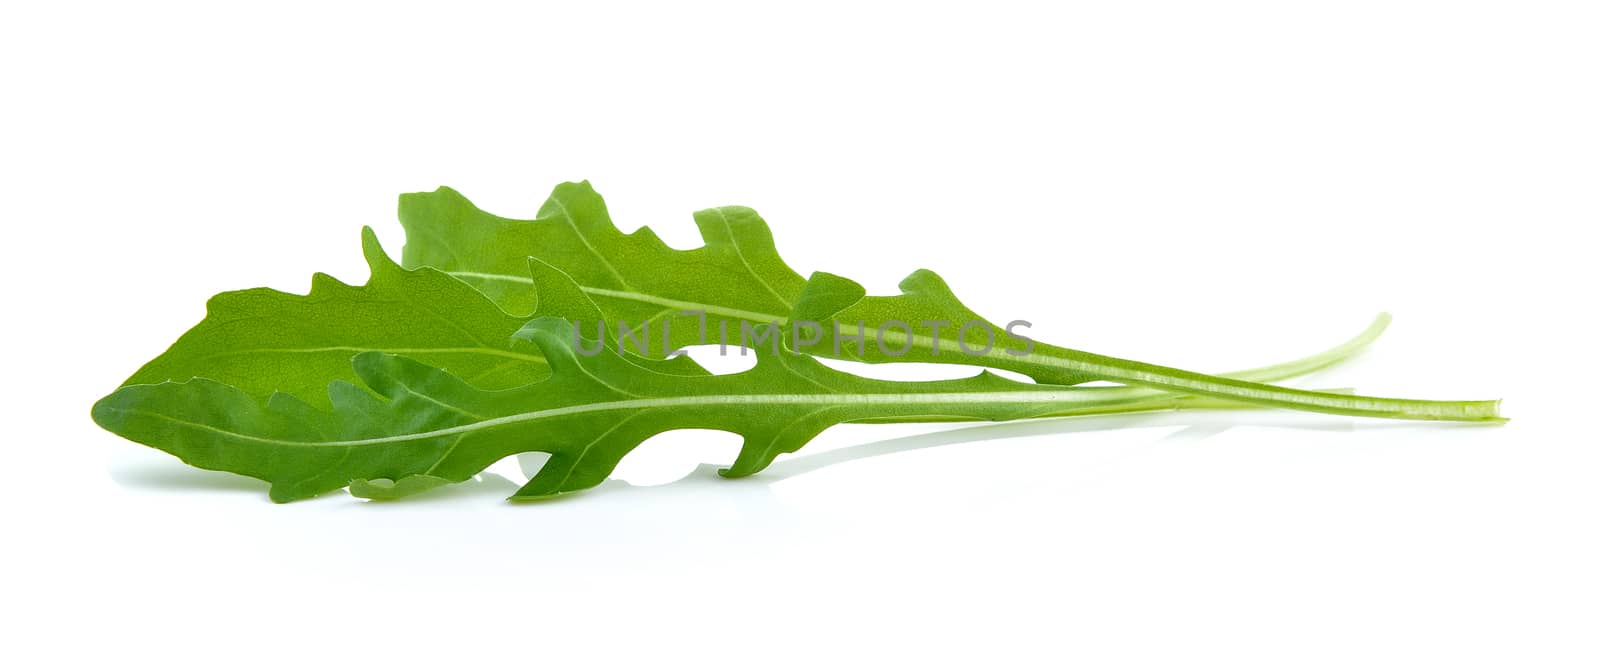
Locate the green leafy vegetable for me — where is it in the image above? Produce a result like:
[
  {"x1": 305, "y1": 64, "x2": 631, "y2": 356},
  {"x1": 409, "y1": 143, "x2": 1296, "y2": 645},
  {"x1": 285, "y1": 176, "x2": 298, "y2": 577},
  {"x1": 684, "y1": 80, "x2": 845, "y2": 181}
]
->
[
  {"x1": 95, "y1": 318, "x2": 1293, "y2": 502},
  {"x1": 399, "y1": 182, "x2": 801, "y2": 353},
  {"x1": 397, "y1": 182, "x2": 1503, "y2": 422},
  {"x1": 121, "y1": 227, "x2": 702, "y2": 408},
  {"x1": 91, "y1": 182, "x2": 1505, "y2": 503},
  {"x1": 94, "y1": 258, "x2": 1399, "y2": 503}
]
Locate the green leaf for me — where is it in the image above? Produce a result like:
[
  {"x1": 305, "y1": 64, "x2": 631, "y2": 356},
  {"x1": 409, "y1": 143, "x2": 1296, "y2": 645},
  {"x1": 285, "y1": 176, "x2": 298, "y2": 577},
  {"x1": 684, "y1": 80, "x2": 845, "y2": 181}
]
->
[
  {"x1": 397, "y1": 183, "x2": 1502, "y2": 423},
  {"x1": 399, "y1": 181, "x2": 802, "y2": 356},
  {"x1": 93, "y1": 318, "x2": 1269, "y2": 503},
  {"x1": 119, "y1": 227, "x2": 701, "y2": 409}
]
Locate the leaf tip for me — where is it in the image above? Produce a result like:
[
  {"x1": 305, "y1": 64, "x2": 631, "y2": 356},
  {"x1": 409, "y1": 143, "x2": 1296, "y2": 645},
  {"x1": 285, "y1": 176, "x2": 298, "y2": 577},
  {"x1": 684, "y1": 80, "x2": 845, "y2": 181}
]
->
[
  {"x1": 266, "y1": 484, "x2": 304, "y2": 504},
  {"x1": 897, "y1": 268, "x2": 954, "y2": 296},
  {"x1": 549, "y1": 180, "x2": 602, "y2": 203},
  {"x1": 89, "y1": 391, "x2": 122, "y2": 432},
  {"x1": 350, "y1": 475, "x2": 453, "y2": 500},
  {"x1": 692, "y1": 205, "x2": 771, "y2": 246},
  {"x1": 397, "y1": 186, "x2": 476, "y2": 232},
  {"x1": 359, "y1": 226, "x2": 402, "y2": 275},
  {"x1": 791, "y1": 271, "x2": 867, "y2": 321},
  {"x1": 398, "y1": 184, "x2": 467, "y2": 206}
]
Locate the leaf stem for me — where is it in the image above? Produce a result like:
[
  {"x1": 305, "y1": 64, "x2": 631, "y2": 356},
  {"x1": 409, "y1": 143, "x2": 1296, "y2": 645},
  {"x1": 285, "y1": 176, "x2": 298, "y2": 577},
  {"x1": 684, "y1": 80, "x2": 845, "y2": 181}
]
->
[{"x1": 1021, "y1": 344, "x2": 1503, "y2": 422}]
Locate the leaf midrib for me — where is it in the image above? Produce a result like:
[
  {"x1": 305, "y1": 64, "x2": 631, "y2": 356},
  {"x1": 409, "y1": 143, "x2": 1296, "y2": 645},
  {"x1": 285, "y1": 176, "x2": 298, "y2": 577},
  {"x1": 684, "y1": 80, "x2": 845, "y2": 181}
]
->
[
  {"x1": 194, "y1": 346, "x2": 548, "y2": 365},
  {"x1": 105, "y1": 388, "x2": 1095, "y2": 450},
  {"x1": 447, "y1": 270, "x2": 787, "y2": 324}
]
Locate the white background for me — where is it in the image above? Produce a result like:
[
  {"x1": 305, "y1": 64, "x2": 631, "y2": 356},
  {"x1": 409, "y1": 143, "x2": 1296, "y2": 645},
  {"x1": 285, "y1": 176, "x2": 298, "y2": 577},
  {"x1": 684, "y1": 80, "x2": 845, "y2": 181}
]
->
[{"x1": 2, "y1": 1, "x2": 1596, "y2": 664}]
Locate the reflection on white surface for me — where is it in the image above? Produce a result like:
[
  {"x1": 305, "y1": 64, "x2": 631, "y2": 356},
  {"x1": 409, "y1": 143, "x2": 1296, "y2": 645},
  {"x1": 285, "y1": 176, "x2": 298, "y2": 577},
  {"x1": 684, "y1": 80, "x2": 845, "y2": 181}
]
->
[{"x1": 105, "y1": 409, "x2": 1371, "y2": 504}]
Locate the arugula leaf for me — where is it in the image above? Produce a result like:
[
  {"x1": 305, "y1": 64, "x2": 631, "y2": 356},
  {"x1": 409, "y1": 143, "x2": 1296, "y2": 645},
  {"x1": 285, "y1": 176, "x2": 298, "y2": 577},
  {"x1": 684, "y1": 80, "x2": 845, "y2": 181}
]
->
[
  {"x1": 92, "y1": 182, "x2": 1501, "y2": 503},
  {"x1": 397, "y1": 183, "x2": 1502, "y2": 422},
  {"x1": 94, "y1": 253, "x2": 1393, "y2": 502},
  {"x1": 399, "y1": 182, "x2": 801, "y2": 354},
  {"x1": 94, "y1": 318, "x2": 1304, "y2": 503},
  {"x1": 119, "y1": 227, "x2": 702, "y2": 408}
]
